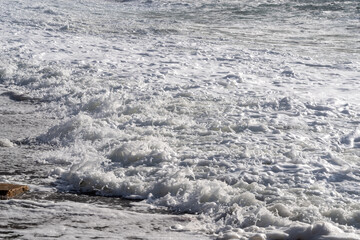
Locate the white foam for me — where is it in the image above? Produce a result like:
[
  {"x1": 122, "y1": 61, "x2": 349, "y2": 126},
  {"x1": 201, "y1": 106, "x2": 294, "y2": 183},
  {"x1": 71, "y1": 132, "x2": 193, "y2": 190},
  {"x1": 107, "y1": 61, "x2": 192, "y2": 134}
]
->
[
  {"x1": 1, "y1": 0, "x2": 360, "y2": 238},
  {"x1": 0, "y1": 138, "x2": 14, "y2": 147}
]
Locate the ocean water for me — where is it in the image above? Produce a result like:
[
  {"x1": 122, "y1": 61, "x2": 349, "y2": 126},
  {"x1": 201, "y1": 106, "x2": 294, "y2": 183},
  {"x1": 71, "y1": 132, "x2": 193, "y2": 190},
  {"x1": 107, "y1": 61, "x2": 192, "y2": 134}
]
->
[{"x1": 1, "y1": 0, "x2": 360, "y2": 239}]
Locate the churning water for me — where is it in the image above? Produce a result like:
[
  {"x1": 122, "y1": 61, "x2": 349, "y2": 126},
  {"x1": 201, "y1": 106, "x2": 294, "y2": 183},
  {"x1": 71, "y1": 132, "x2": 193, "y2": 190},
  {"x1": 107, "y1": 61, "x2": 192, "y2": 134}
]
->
[{"x1": 1, "y1": 0, "x2": 360, "y2": 239}]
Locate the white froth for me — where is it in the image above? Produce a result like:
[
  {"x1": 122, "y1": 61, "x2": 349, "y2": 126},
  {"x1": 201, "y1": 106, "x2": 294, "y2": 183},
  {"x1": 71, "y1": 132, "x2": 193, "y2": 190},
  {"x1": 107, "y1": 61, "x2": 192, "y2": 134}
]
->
[
  {"x1": 0, "y1": 138, "x2": 14, "y2": 147},
  {"x1": 1, "y1": 0, "x2": 360, "y2": 239}
]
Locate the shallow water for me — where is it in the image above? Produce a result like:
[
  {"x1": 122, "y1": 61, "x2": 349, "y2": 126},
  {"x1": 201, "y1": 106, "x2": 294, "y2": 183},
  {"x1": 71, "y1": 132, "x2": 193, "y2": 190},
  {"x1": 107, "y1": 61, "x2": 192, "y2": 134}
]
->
[{"x1": 1, "y1": 0, "x2": 360, "y2": 239}]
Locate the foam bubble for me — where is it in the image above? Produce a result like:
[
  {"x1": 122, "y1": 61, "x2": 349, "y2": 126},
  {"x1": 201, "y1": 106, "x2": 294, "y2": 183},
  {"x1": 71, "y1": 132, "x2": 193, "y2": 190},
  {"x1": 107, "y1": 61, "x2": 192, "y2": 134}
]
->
[{"x1": 0, "y1": 138, "x2": 14, "y2": 147}]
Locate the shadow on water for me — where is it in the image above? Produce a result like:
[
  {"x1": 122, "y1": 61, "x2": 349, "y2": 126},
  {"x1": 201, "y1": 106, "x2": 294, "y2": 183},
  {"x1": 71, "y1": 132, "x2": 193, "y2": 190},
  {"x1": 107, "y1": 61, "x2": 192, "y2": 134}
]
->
[
  {"x1": 19, "y1": 190, "x2": 135, "y2": 209},
  {"x1": 1, "y1": 91, "x2": 45, "y2": 103}
]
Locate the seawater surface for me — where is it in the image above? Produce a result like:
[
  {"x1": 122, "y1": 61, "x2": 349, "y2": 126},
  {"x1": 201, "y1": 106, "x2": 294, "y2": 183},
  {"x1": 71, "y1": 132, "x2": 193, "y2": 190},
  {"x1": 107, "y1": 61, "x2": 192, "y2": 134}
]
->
[{"x1": 1, "y1": 0, "x2": 360, "y2": 239}]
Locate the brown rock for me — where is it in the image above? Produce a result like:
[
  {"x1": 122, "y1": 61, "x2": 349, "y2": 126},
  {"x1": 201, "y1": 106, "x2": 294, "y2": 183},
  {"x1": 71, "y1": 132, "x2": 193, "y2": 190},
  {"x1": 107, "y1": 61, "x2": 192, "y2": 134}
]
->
[{"x1": 0, "y1": 183, "x2": 29, "y2": 200}]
